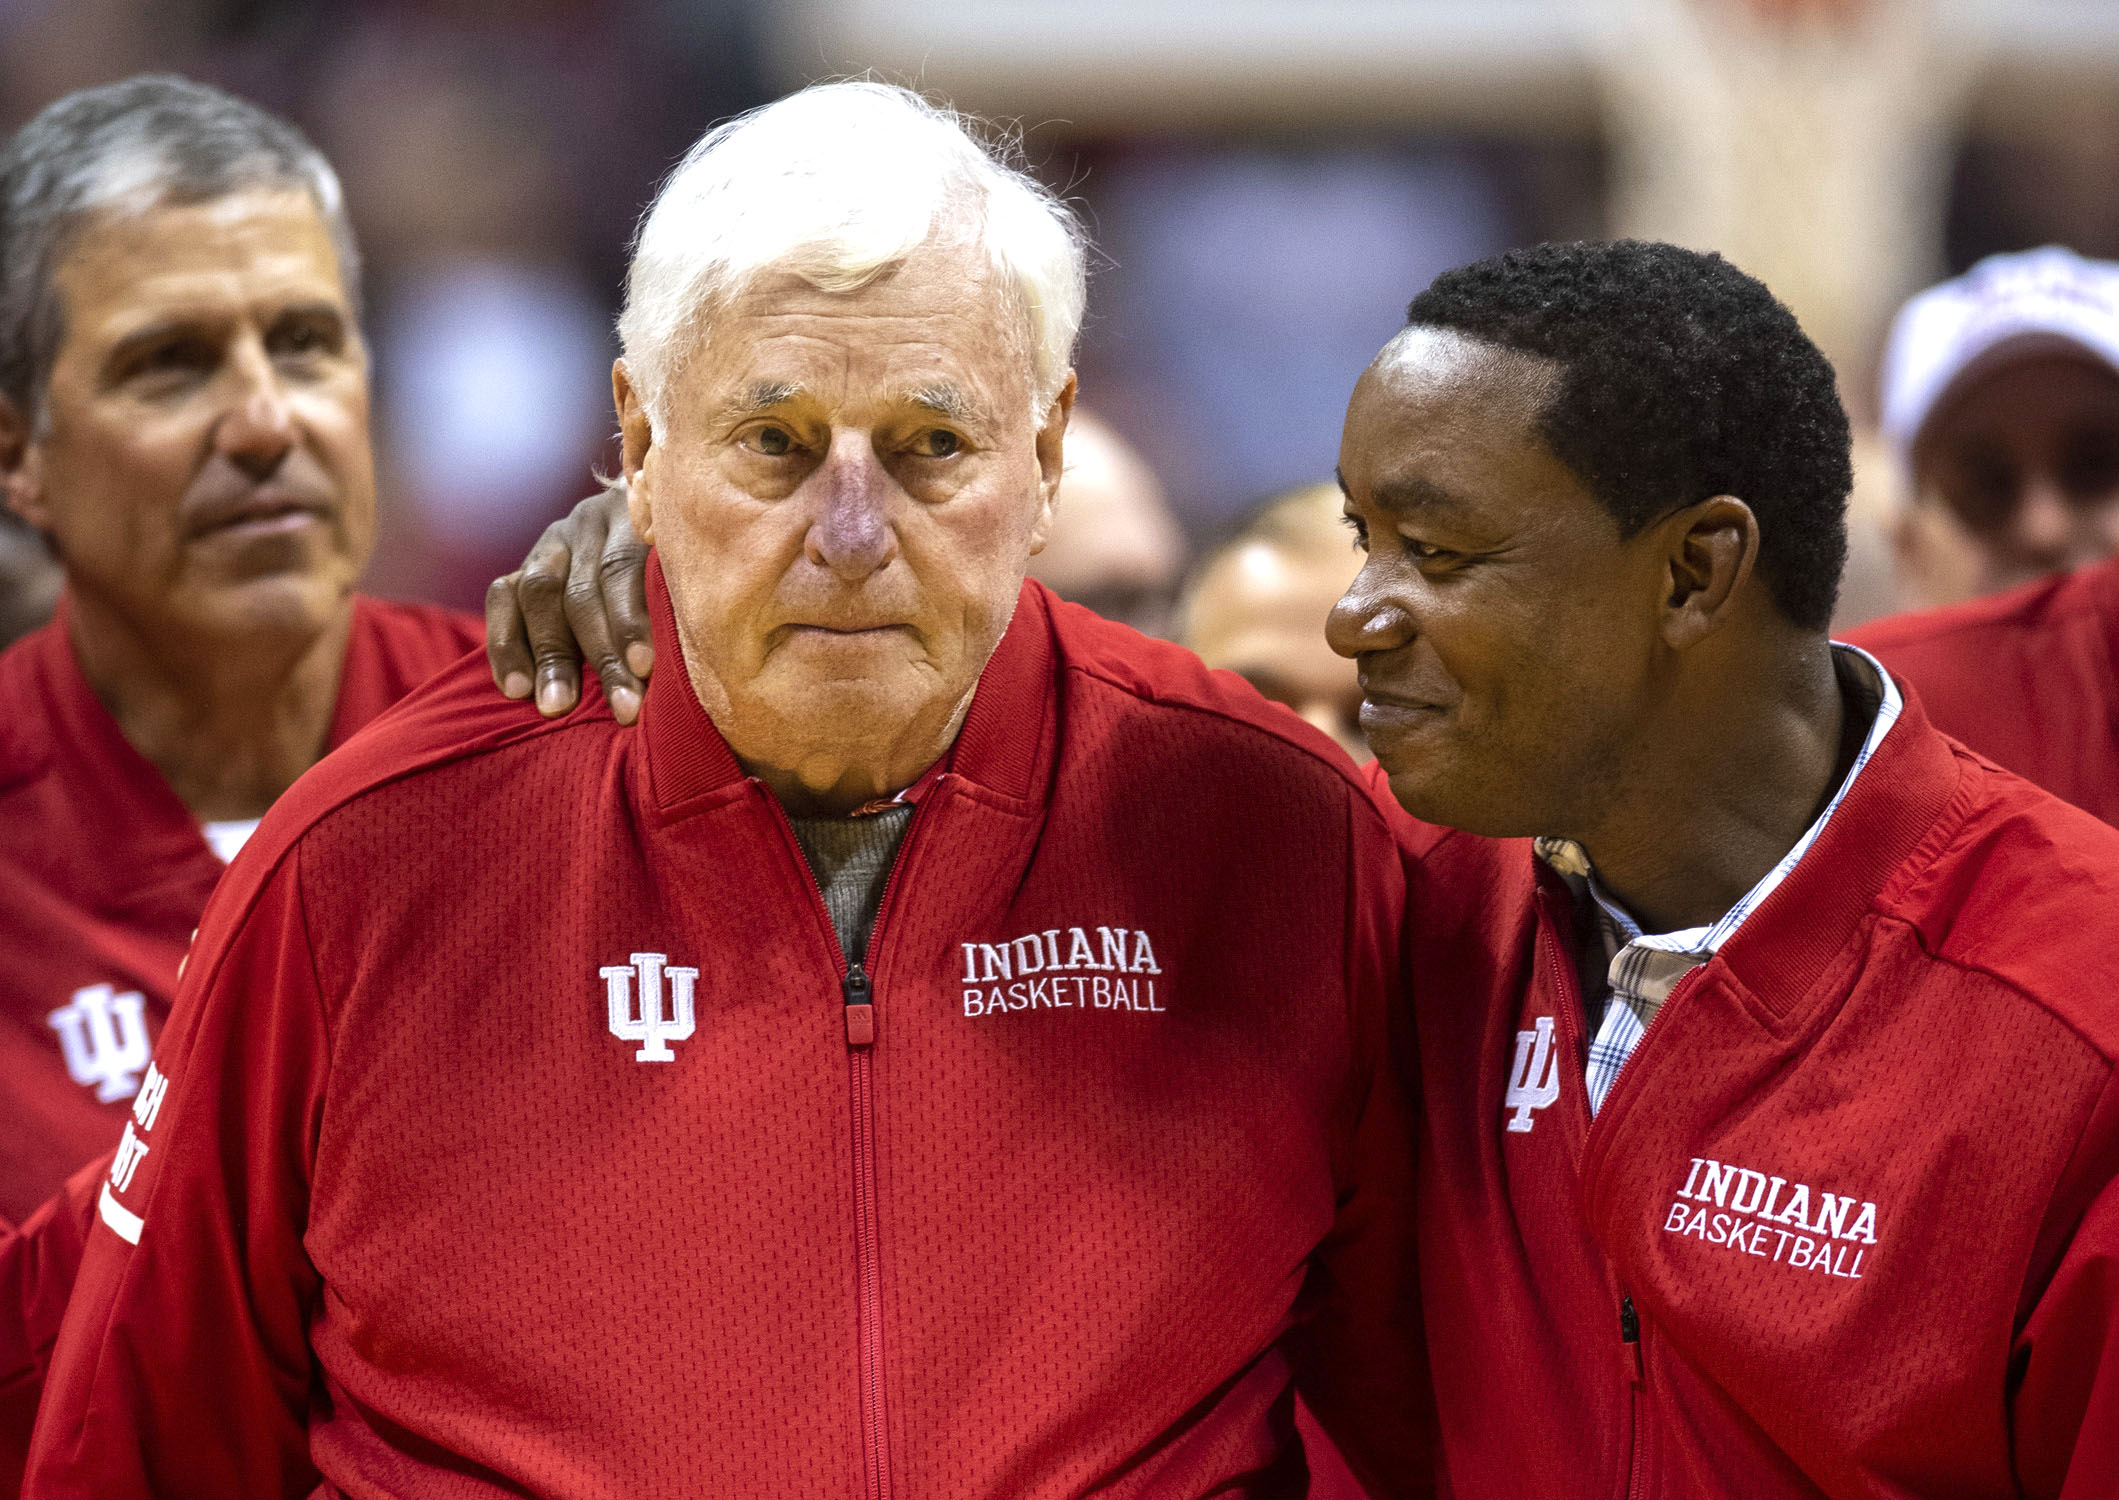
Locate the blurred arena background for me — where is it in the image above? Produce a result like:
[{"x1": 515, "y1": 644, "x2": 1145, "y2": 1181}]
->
[{"x1": 6, "y1": 0, "x2": 2114, "y2": 628}]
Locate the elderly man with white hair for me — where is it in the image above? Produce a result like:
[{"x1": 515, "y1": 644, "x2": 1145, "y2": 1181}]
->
[{"x1": 28, "y1": 84, "x2": 1427, "y2": 1499}]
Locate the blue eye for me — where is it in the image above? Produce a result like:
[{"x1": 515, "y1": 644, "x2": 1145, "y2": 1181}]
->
[{"x1": 918, "y1": 430, "x2": 961, "y2": 458}]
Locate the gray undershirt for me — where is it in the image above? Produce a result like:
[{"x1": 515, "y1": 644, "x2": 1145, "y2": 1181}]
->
[{"x1": 788, "y1": 803, "x2": 913, "y2": 967}]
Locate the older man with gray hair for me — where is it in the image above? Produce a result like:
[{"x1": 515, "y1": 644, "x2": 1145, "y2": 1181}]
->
[{"x1": 30, "y1": 83, "x2": 1426, "y2": 1498}]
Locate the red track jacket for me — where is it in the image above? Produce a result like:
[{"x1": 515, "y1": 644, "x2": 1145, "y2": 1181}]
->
[
  {"x1": 0, "y1": 595, "x2": 479, "y2": 1219},
  {"x1": 0, "y1": 597, "x2": 477, "y2": 1491},
  {"x1": 27, "y1": 574, "x2": 1426, "y2": 1499},
  {"x1": 1848, "y1": 556, "x2": 2119, "y2": 825},
  {"x1": 1398, "y1": 686, "x2": 2119, "y2": 1498}
]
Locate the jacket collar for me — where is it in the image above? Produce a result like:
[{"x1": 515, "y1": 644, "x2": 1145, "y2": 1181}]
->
[
  {"x1": 1703, "y1": 673, "x2": 1963, "y2": 1019},
  {"x1": 639, "y1": 551, "x2": 1055, "y2": 818},
  {"x1": 2, "y1": 598, "x2": 216, "y2": 918}
]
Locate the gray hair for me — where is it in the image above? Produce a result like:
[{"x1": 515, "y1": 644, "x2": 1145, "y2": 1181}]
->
[
  {"x1": 619, "y1": 81, "x2": 1086, "y2": 434},
  {"x1": 0, "y1": 74, "x2": 361, "y2": 421}
]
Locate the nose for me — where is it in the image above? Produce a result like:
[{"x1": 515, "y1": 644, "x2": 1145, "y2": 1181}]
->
[
  {"x1": 804, "y1": 432, "x2": 900, "y2": 579},
  {"x1": 1325, "y1": 561, "x2": 1414, "y2": 661},
  {"x1": 215, "y1": 344, "x2": 296, "y2": 484}
]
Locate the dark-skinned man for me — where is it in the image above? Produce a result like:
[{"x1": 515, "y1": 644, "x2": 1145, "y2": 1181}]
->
[
  {"x1": 0, "y1": 76, "x2": 637, "y2": 1488},
  {"x1": 1332, "y1": 241, "x2": 2119, "y2": 1498}
]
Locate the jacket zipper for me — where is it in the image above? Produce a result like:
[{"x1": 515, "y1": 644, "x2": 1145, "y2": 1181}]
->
[
  {"x1": 1619, "y1": 1293, "x2": 1646, "y2": 1499},
  {"x1": 844, "y1": 961, "x2": 888, "y2": 1500},
  {"x1": 1536, "y1": 885, "x2": 1656, "y2": 1499},
  {"x1": 764, "y1": 784, "x2": 938, "y2": 1500}
]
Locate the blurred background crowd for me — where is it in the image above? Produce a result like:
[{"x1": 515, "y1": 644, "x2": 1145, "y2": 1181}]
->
[{"x1": 3, "y1": 0, "x2": 2118, "y2": 754}]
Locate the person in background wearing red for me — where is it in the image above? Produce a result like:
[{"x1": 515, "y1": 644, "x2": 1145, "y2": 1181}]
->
[
  {"x1": 1845, "y1": 248, "x2": 2119, "y2": 823},
  {"x1": 1335, "y1": 241, "x2": 2119, "y2": 1498},
  {"x1": 29, "y1": 82, "x2": 1426, "y2": 1499},
  {"x1": 0, "y1": 76, "x2": 636, "y2": 1490},
  {"x1": 1878, "y1": 247, "x2": 2119, "y2": 611}
]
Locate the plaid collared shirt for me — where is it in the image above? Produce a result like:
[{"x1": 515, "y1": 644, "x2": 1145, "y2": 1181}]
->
[{"x1": 1535, "y1": 645, "x2": 1903, "y2": 1117}]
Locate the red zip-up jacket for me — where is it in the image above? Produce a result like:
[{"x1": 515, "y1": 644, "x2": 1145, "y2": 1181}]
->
[
  {"x1": 26, "y1": 573, "x2": 1428, "y2": 1500},
  {"x1": 0, "y1": 596, "x2": 477, "y2": 1492},
  {"x1": 1847, "y1": 556, "x2": 2119, "y2": 826},
  {"x1": 0, "y1": 594, "x2": 480, "y2": 1220},
  {"x1": 1396, "y1": 685, "x2": 2119, "y2": 1498}
]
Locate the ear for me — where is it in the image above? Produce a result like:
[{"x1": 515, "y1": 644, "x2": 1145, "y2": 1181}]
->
[
  {"x1": 612, "y1": 359, "x2": 656, "y2": 548},
  {"x1": 1657, "y1": 494, "x2": 1758, "y2": 650},
  {"x1": 1028, "y1": 371, "x2": 1076, "y2": 557},
  {"x1": 0, "y1": 395, "x2": 50, "y2": 531}
]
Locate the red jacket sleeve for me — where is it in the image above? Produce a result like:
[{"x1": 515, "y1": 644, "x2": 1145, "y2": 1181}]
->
[
  {"x1": 2011, "y1": 1070, "x2": 2119, "y2": 1499},
  {"x1": 1286, "y1": 783, "x2": 1436, "y2": 1499},
  {"x1": 0, "y1": 1153, "x2": 106, "y2": 1497},
  {"x1": 24, "y1": 850, "x2": 329, "y2": 1498}
]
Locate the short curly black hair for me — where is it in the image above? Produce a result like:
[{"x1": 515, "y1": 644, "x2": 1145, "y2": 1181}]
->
[{"x1": 1403, "y1": 240, "x2": 1850, "y2": 631}]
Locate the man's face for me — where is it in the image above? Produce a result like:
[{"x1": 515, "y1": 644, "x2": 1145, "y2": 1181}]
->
[
  {"x1": 1905, "y1": 351, "x2": 2119, "y2": 602},
  {"x1": 1, "y1": 188, "x2": 373, "y2": 647},
  {"x1": 1189, "y1": 537, "x2": 1366, "y2": 762},
  {"x1": 620, "y1": 243, "x2": 1066, "y2": 799},
  {"x1": 1328, "y1": 327, "x2": 1668, "y2": 836}
]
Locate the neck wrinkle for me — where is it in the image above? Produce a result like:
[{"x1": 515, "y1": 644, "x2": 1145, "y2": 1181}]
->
[
  {"x1": 64, "y1": 588, "x2": 355, "y2": 822},
  {"x1": 1565, "y1": 637, "x2": 1846, "y2": 935}
]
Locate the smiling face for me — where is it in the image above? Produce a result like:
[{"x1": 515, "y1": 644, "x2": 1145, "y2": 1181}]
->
[
  {"x1": 618, "y1": 240, "x2": 1069, "y2": 813},
  {"x1": 0, "y1": 188, "x2": 373, "y2": 649},
  {"x1": 1328, "y1": 326, "x2": 1673, "y2": 836}
]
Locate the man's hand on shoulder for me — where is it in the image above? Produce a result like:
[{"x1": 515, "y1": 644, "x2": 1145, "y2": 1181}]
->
[{"x1": 486, "y1": 484, "x2": 653, "y2": 726}]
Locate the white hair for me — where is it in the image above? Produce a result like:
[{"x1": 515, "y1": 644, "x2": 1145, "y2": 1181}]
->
[{"x1": 619, "y1": 81, "x2": 1087, "y2": 433}]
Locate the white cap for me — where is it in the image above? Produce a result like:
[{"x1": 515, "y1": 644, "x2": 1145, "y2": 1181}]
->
[{"x1": 1881, "y1": 246, "x2": 2119, "y2": 465}]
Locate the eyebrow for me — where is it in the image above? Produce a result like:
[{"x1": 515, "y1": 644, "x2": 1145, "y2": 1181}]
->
[
  {"x1": 110, "y1": 301, "x2": 342, "y2": 346},
  {"x1": 723, "y1": 380, "x2": 802, "y2": 417},
  {"x1": 271, "y1": 300, "x2": 348, "y2": 328},
  {"x1": 101, "y1": 300, "x2": 348, "y2": 370},
  {"x1": 905, "y1": 384, "x2": 976, "y2": 422},
  {"x1": 712, "y1": 380, "x2": 985, "y2": 427},
  {"x1": 1340, "y1": 467, "x2": 1473, "y2": 519},
  {"x1": 703, "y1": 381, "x2": 804, "y2": 429},
  {"x1": 100, "y1": 317, "x2": 206, "y2": 370}
]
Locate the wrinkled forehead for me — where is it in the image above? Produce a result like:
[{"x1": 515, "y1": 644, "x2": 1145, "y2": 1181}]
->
[
  {"x1": 54, "y1": 187, "x2": 348, "y2": 310},
  {"x1": 684, "y1": 246, "x2": 1036, "y2": 414}
]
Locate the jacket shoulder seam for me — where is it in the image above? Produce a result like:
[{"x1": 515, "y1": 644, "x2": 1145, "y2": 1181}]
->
[
  {"x1": 1871, "y1": 905, "x2": 2119, "y2": 1066},
  {"x1": 261, "y1": 712, "x2": 613, "y2": 874}
]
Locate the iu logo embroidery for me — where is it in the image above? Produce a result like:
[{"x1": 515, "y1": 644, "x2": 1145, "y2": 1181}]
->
[
  {"x1": 600, "y1": 952, "x2": 698, "y2": 1062},
  {"x1": 1504, "y1": 1015, "x2": 1561, "y2": 1133},
  {"x1": 47, "y1": 983, "x2": 152, "y2": 1102}
]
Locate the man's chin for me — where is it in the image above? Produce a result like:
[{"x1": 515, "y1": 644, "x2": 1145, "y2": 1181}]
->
[
  {"x1": 774, "y1": 673, "x2": 927, "y2": 722},
  {"x1": 173, "y1": 565, "x2": 357, "y2": 642},
  {"x1": 1381, "y1": 763, "x2": 1460, "y2": 829},
  {"x1": 1379, "y1": 756, "x2": 1540, "y2": 841}
]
